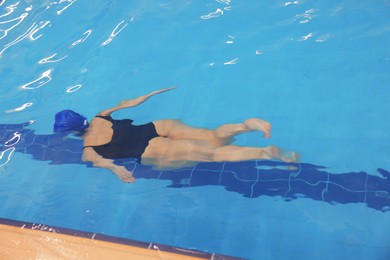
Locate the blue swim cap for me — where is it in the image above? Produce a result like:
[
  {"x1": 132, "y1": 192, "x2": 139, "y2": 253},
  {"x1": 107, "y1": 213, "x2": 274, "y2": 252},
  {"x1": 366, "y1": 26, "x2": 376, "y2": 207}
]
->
[{"x1": 54, "y1": 110, "x2": 89, "y2": 133}]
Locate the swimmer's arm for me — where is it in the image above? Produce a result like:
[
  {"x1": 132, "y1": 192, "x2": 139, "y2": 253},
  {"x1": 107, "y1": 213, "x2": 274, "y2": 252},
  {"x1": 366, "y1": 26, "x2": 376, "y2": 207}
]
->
[
  {"x1": 99, "y1": 86, "x2": 176, "y2": 116},
  {"x1": 82, "y1": 148, "x2": 136, "y2": 183}
]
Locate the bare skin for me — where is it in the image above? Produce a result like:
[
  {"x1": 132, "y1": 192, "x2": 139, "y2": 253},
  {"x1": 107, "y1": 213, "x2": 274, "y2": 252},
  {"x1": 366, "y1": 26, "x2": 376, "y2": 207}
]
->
[{"x1": 82, "y1": 87, "x2": 298, "y2": 183}]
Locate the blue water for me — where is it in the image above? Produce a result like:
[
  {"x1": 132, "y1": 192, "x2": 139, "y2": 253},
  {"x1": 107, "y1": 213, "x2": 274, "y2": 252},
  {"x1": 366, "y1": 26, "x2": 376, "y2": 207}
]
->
[{"x1": 1, "y1": 0, "x2": 390, "y2": 259}]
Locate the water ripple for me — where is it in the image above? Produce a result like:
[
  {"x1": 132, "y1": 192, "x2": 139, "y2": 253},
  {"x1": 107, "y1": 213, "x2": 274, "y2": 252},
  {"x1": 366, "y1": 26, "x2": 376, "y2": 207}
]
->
[
  {"x1": 224, "y1": 57, "x2": 239, "y2": 65},
  {"x1": 200, "y1": 8, "x2": 223, "y2": 20},
  {"x1": 294, "y1": 9, "x2": 318, "y2": 24},
  {"x1": 0, "y1": 147, "x2": 15, "y2": 167},
  {"x1": 66, "y1": 84, "x2": 82, "y2": 93},
  {"x1": 4, "y1": 131, "x2": 21, "y2": 147},
  {"x1": 0, "y1": 20, "x2": 35, "y2": 56},
  {"x1": 200, "y1": 1, "x2": 232, "y2": 20},
  {"x1": 38, "y1": 53, "x2": 68, "y2": 64},
  {"x1": 315, "y1": 34, "x2": 331, "y2": 43},
  {"x1": 71, "y1": 29, "x2": 92, "y2": 47},
  {"x1": 54, "y1": 0, "x2": 77, "y2": 16},
  {"x1": 283, "y1": 1, "x2": 299, "y2": 7},
  {"x1": 299, "y1": 32, "x2": 314, "y2": 41},
  {"x1": 0, "y1": 1, "x2": 19, "y2": 18},
  {"x1": 0, "y1": 18, "x2": 50, "y2": 57},
  {"x1": 226, "y1": 35, "x2": 235, "y2": 44},
  {"x1": 101, "y1": 19, "x2": 129, "y2": 46},
  {"x1": 5, "y1": 102, "x2": 33, "y2": 113},
  {"x1": 19, "y1": 69, "x2": 53, "y2": 90},
  {"x1": 28, "y1": 20, "x2": 50, "y2": 40},
  {"x1": 0, "y1": 12, "x2": 28, "y2": 40},
  {"x1": 216, "y1": 0, "x2": 230, "y2": 4}
]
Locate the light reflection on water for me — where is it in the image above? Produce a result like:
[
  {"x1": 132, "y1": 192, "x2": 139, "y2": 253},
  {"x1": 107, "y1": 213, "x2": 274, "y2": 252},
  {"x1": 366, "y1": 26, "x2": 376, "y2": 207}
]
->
[
  {"x1": 0, "y1": 0, "x2": 130, "y2": 118},
  {"x1": 0, "y1": 6, "x2": 28, "y2": 40},
  {"x1": 5, "y1": 102, "x2": 33, "y2": 113},
  {"x1": 71, "y1": 29, "x2": 92, "y2": 46},
  {"x1": 101, "y1": 19, "x2": 129, "y2": 46},
  {"x1": 66, "y1": 84, "x2": 82, "y2": 93},
  {"x1": 19, "y1": 69, "x2": 53, "y2": 90},
  {"x1": 38, "y1": 53, "x2": 67, "y2": 64}
]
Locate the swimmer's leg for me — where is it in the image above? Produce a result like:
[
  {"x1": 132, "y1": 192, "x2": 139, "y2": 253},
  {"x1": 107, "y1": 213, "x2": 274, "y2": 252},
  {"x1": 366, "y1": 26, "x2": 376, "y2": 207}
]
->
[
  {"x1": 213, "y1": 118, "x2": 272, "y2": 145},
  {"x1": 153, "y1": 119, "x2": 214, "y2": 142},
  {"x1": 153, "y1": 118, "x2": 272, "y2": 147},
  {"x1": 142, "y1": 138, "x2": 298, "y2": 170},
  {"x1": 213, "y1": 145, "x2": 298, "y2": 163},
  {"x1": 141, "y1": 137, "x2": 215, "y2": 169}
]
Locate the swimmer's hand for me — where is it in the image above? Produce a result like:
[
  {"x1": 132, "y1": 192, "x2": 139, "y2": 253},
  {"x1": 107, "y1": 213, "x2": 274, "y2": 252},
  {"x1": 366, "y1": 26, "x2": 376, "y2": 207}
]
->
[
  {"x1": 150, "y1": 86, "x2": 177, "y2": 95},
  {"x1": 112, "y1": 165, "x2": 136, "y2": 183},
  {"x1": 83, "y1": 147, "x2": 136, "y2": 183}
]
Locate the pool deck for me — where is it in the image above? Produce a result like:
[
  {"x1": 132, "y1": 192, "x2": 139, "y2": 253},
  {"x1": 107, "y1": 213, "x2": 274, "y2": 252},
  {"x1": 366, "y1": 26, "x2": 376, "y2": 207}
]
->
[{"x1": 0, "y1": 218, "x2": 243, "y2": 260}]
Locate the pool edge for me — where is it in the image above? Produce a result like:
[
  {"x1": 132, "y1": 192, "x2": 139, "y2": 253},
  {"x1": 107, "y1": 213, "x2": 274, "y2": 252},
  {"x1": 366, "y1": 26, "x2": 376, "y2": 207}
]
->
[{"x1": 0, "y1": 217, "x2": 245, "y2": 260}]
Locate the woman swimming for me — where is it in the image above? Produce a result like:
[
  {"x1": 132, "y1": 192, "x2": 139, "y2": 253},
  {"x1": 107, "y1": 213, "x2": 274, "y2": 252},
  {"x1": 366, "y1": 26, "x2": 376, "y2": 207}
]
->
[{"x1": 54, "y1": 87, "x2": 298, "y2": 183}]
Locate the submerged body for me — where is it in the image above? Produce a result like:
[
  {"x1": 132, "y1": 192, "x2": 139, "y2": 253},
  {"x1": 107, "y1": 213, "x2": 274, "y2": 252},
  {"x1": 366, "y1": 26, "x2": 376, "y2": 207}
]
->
[
  {"x1": 55, "y1": 87, "x2": 298, "y2": 182},
  {"x1": 83, "y1": 115, "x2": 158, "y2": 162}
]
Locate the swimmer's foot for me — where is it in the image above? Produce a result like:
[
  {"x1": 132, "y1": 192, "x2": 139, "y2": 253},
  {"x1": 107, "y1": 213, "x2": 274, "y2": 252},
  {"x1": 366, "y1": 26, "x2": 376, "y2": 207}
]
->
[
  {"x1": 282, "y1": 151, "x2": 300, "y2": 163},
  {"x1": 264, "y1": 146, "x2": 300, "y2": 163},
  {"x1": 264, "y1": 146, "x2": 280, "y2": 159},
  {"x1": 244, "y1": 118, "x2": 272, "y2": 138}
]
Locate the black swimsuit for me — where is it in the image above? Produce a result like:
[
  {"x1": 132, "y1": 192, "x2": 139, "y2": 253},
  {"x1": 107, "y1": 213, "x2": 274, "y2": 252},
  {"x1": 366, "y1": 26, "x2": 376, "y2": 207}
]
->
[{"x1": 84, "y1": 115, "x2": 159, "y2": 163}]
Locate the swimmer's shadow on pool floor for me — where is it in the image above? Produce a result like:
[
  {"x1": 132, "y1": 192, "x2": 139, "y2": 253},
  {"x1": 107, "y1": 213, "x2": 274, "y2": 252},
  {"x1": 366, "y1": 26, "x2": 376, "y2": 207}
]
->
[{"x1": 1, "y1": 122, "x2": 389, "y2": 212}]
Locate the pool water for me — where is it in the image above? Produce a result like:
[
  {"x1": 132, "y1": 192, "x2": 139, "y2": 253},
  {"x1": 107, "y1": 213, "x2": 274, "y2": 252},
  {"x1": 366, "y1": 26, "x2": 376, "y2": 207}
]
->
[{"x1": 1, "y1": 0, "x2": 389, "y2": 259}]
